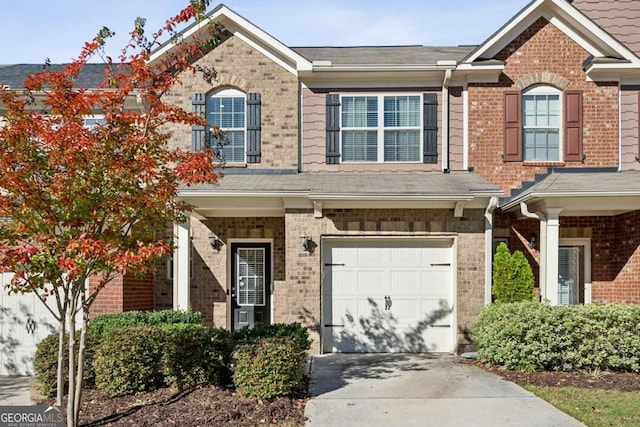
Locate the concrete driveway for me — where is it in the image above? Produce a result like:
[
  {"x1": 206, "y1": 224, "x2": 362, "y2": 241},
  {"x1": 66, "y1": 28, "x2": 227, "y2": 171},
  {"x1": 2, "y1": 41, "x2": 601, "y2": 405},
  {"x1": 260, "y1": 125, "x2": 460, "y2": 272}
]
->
[{"x1": 304, "y1": 354, "x2": 584, "y2": 427}]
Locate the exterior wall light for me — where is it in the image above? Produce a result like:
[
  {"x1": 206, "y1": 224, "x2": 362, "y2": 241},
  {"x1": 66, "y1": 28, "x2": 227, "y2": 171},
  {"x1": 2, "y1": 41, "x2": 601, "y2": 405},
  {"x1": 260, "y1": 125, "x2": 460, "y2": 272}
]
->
[
  {"x1": 301, "y1": 232, "x2": 311, "y2": 252},
  {"x1": 529, "y1": 233, "x2": 536, "y2": 249},
  {"x1": 208, "y1": 233, "x2": 223, "y2": 252}
]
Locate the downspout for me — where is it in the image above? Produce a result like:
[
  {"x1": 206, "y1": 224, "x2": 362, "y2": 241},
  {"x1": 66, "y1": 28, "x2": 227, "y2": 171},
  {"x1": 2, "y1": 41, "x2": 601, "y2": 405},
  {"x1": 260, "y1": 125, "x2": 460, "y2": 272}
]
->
[
  {"x1": 298, "y1": 82, "x2": 304, "y2": 173},
  {"x1": 442, "y1": 69, "x2": 452, "y2": 172},
  {"x1": 520, "y1": 202, "x2": 547, "y2": 300},
  {"x1": 484, "y1": 197, "x2": 498, "y2": 305}
]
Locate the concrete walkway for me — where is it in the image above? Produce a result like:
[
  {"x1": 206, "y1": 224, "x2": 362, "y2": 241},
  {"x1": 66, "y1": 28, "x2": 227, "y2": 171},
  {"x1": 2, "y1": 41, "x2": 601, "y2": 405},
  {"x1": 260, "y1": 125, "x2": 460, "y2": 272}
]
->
[
  {"x1": 0, "y1": 376, "x2": 32, "y2": 406},
  {"x1": 305, "y1": 354, "x2": 585, "y2": 427}
]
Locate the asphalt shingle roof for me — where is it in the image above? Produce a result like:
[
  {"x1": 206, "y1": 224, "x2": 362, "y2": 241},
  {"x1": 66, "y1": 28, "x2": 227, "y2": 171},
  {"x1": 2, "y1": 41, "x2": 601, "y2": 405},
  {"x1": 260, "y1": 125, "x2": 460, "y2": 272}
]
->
[
  {"x1": 291, "y1": 46, "x2": 476, "y2": 66},
  {"x1": 0, "y1": 64, "x2": 119, "y2": 89},
  {"x1": 182, "y1": 171, "x2": 500, "y2": 197},
  {"x1": 514, "y1": 171, "x2": 640, "y2": 195}
]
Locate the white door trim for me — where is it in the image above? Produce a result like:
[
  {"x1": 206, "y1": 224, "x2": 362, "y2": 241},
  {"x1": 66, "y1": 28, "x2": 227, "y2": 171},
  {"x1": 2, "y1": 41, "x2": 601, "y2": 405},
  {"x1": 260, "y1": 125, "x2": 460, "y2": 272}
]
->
[{"x1": 559, "y1": 238, "x2": 592, "y2": 304}]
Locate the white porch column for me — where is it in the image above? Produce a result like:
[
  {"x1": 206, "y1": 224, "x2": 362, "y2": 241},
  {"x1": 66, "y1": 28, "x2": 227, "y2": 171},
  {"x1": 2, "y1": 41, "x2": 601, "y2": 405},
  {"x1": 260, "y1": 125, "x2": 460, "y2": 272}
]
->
[
  {"x1": 173, "y1": 220, "x2": 190, "y2": 311},
  {"x1": 538, "y1": 217, "x2": 548, "y2": 300},
  {"x1": 543, "y1": 209, "x2": 562, "y2": 305},
  {"x1": 484, "y1": 197, "x2": 498, "y2": 305}
]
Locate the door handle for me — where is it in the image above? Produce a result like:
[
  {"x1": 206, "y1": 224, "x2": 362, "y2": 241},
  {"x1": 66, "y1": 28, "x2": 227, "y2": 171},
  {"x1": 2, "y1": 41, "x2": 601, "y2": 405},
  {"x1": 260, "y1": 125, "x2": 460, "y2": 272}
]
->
[
  {"x1": 388, "y1": 296, "x2": 392, "y2": 310},
  {"x1": 384, "y1": 295, "x2": 392, "y2": 311}
]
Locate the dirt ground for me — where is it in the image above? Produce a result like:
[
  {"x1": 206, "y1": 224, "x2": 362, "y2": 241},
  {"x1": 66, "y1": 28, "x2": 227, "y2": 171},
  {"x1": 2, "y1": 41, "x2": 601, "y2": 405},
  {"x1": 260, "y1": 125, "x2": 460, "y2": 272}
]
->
[
  {"x1": 481, "y1": 364, "x2": 640, "y2": 392},
  {"x1": 42, "y1": 385, "x2": 307, "y2": 427}
]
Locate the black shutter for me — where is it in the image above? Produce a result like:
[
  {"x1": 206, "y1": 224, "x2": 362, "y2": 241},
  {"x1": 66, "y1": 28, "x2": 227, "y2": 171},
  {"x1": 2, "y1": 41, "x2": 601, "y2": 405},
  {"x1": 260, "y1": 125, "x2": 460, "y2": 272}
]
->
[
  {"x1": 326, "y1": 94, "x2": 341, "y2": 164},
  {"x1": 246, "y1": 93, "x2": 261, "y2": 163},
  {"x1": 423, "y1": 93, "x2": 438, "y2": 164},
  {"x1": 191, "y1": 93, "x2": 206, "y2": 152}
]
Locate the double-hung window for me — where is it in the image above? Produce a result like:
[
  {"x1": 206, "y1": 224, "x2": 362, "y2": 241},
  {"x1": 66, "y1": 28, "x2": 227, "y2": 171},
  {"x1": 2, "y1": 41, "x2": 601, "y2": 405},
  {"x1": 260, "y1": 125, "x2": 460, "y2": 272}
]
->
[
  {"x1": 522, "y1": 86, "x2": 560, "y2": 161},
  {"x1": 341, "y1": 94, "x2": 422, "y2": 162},
  {"x1": 207, "y1": 88, "x2": 246, "y2": 163}
]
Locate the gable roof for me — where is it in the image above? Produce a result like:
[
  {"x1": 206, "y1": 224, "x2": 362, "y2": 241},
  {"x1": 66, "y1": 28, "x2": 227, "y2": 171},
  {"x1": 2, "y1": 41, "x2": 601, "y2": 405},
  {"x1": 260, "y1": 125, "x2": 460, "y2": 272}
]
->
[
  {"x1": 460, "y1": 0, "x2": 640, "y2": 77},
  {"x1": 149, "y1": 4, "x2": 312, "y2": 75}
]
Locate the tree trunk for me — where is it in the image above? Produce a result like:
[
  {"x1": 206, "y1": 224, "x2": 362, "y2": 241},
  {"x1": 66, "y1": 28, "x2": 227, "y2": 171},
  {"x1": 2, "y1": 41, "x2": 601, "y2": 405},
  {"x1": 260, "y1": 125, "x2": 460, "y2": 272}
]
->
[
  {"x1": 67, "y1": 299, "x2": 77, "y2": 427},
  {"x1": 56, "y1": 317, "x2": 66, "y2": 407},
  {"x1": 73, "y1": 287, "x2": 89, "y2": 424}
]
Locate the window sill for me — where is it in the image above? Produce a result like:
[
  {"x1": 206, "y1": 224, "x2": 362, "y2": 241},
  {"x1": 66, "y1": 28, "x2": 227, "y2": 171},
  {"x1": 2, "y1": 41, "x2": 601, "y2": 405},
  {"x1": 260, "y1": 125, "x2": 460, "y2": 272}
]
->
[
  {"x1": 522, "y1": 161, "x2": 566, "y2": 167},
  {"x1": 220, "y1": 163, "x2": 248, "y2": 168}
]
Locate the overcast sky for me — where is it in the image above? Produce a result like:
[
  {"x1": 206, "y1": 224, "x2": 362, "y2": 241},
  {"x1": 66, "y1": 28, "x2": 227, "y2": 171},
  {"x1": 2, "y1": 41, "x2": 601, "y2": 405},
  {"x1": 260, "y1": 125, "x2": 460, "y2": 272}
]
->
[{"x1": 1, "y1": 0, "x2": 531, "y2": 64}]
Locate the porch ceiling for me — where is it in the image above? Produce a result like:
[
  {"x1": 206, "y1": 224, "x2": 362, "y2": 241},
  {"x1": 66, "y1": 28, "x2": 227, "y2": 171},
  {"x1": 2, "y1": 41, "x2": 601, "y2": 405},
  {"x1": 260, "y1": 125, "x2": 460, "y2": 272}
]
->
[
  {"x1": 500, "y1": 171, "x2": 640, "y2": 216},
  {"x1": 179, "y1": 171, "x2": 501, "y2": 218}
]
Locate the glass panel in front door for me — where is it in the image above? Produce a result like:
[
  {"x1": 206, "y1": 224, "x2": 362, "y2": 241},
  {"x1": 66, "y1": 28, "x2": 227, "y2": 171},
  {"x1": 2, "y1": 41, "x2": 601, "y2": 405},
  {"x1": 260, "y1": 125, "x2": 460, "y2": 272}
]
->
[
  {"x1": 558, "y1": 246, "x2": 584, "y2": 304},
  {"x1": 236, "y1": 248, "x2": 265, "y2": 306}
]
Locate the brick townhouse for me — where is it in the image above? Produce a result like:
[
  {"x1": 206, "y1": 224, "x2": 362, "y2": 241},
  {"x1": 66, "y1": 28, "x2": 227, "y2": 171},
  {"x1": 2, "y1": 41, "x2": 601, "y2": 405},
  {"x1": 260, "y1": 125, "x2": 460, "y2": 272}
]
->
[{"x1": 2, "y1": 0, "x2": 640, "y2": 373}]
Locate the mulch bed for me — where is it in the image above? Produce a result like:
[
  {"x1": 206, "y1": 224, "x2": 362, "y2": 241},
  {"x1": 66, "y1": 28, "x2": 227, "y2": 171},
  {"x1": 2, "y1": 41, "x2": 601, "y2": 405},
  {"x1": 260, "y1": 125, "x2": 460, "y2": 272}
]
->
[
  {"x1": 40, "y1": 385, "x2": 308, "y2": 427},
  {"x1": 480, "y1": 363, "x2": 640, "y2": 392}
]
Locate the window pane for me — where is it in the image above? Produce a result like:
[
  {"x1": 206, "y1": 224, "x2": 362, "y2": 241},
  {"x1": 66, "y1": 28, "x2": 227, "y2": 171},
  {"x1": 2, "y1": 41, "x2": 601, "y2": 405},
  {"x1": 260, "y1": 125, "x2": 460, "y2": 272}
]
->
[
  {"x1": 384, "y1": 96, "x2": 420, "y2": 127},
  {"x1": 342, "y1": 96, "x2": 377, "y2": 128},
  {"x1": 342, "y1": 130, "x2": 377, "y2": 162},
  {"x1": 384, "y1": 130, "x2": 420, "y2": 161},
  {"x1": 215, "y1": 130, "x2": 245, "y2": 163},
  {"x1": 522, "y1": 92, "x2": 560, "y2": 161},
  {"x1": 208, "y1": 95, "x2": 245, "y2": 129},
  {"x1": 236, "y1": 248, "x2": 265, "y2": 306}
]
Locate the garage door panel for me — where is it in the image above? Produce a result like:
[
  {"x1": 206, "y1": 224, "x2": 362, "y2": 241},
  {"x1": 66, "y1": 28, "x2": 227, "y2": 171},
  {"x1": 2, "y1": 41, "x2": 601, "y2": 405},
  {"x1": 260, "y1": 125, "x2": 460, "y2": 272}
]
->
[
  {"x1": 420, "y1": 270, "x2": 451, "y2": 296},
  {"x1": 356, "y1": 270, "x2": 387, "y2": 293},
  {"x1": 323, "y1": 239, "x2": 454, "y2": 354},
  {"x1": 389, "y1": 270, "x2": 420, "y2": 294}
]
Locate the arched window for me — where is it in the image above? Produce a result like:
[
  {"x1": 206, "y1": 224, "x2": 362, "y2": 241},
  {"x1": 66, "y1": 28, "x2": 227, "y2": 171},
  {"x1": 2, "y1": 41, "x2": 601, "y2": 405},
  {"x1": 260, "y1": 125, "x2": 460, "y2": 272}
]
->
[
  {"x1": 207, "y1": 88, "x2": 246, "y2": 163},
  {"x1": 522, "y1": 85, "x2": 560, "y2": 161}
]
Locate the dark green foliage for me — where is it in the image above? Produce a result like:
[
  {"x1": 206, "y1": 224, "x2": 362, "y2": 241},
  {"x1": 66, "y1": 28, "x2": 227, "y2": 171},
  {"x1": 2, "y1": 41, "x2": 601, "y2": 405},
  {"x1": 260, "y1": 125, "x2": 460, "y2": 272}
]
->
[
  {"x1": 232, "y1": 322, "x2": 311, "y2": 353},
  {"x1": 233, "y1": 337, "x2": 305, "y2": 400},
  {"x1": 93, "y1": 325, "x2": 166, "y2": 396},
  {"x1": 162, "y1": 325, "x2": 234, "y2": 390},
  {"x1": 473, "y1": 302, "x2": 640, "y2": 372},
  {"x1": 492, "y1": 243, "x2": 536, "y2": 303},
  {"x1": 34, "y1": 332, "x2": 98, "y2": 397},
  {"x1": 87, "y1": 310, "x2": 201, "y2": 341}
]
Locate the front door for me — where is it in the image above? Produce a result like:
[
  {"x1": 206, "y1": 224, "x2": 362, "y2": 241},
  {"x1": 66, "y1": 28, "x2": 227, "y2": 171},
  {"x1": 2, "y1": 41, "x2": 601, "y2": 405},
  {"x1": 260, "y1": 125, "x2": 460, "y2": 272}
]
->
[
  {"x1": 231, "y1": 243, "x2": 271, "y2": 330},
  {"x1": 558, "y1": 245, "x2": 585, "y2": 304}
]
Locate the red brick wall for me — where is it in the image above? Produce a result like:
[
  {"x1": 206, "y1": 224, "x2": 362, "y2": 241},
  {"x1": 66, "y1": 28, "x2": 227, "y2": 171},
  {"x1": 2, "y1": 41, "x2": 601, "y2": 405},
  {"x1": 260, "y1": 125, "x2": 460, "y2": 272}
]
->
[
  {"x1": 89, "y1": 272, "x2": 155, "y2": 318},
  {"x1": 495, "y1": 212, "x2": 640, "y2": 303},
  {"x1": 469, "y1": 18, "x2": 619, "y2": 195}
]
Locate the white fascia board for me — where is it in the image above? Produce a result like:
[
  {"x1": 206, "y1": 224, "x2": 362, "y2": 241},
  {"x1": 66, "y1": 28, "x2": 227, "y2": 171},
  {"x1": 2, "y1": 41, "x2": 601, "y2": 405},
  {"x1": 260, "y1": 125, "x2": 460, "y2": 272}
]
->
[
  {"x1": 179, "y1": 190, "x2": 310, "y2": 199},
  {"x1": 309, "y1": 193, "x2": 474, "y2": 202},
  {"x1": 149, "y1": 5, "x2": 312, "y2": 73},
  {"x1": 311, "y1": 64, "x2": 447, "y2": 72},
  {"x1": 465, "y1": 0, "x2": 639, "y2": 65},
  {"x1": 502, "y1": 191, "x2": 640, "y2": 211}
]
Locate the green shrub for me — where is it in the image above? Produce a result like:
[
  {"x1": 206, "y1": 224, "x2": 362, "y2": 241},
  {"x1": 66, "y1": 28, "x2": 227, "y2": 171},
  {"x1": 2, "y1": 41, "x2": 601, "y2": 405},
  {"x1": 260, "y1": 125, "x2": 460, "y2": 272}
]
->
[
  {"x1": 88, "y1": 310, "x2": 201, "y2": 341},
  {"x1": 233, "y1": 337, "x2": 305, "y2": 400},
  {"x1": 34, "y1": 331, "x2": 98, "y2": 397},
  {"x1": 93, "y1": 325, "x2": 166, "y2": 396},
  {"x1": 473, "y1": 302, "x2": 640, "y2": 372},
  {"x1": 492, "y1": 243, "x2": 536, "y2": 303},
  {"x1": 162, "y1": 325, "x2": 234, "y2": 390},
  {"x1": 232, "y1": 322, "x2": 311, "y2": 353}
]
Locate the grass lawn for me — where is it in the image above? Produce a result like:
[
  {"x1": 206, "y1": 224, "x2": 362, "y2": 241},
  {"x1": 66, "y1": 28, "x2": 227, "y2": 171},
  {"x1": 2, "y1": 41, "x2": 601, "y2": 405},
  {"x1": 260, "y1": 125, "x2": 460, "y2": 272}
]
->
[{"x1": 526, "y1": 385, "x2": 640, "y2": 427}]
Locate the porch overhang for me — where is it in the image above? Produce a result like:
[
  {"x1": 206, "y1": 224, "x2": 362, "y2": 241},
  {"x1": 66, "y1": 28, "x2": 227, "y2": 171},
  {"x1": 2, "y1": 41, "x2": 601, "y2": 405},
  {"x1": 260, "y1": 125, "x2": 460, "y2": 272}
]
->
[
  {"x1": 500, "y1": 171, "x2": 640, "y2": 217},
  {"x1": 179, "y1": 171, "x2": 502, "y2": 219}
]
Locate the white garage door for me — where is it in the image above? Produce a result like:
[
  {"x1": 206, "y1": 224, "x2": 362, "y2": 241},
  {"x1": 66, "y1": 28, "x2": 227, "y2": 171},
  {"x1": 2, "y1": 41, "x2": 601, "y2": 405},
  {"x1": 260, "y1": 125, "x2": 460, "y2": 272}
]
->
[
  {"x1": 322, "y1": 239, "x2": 454, "y2": 353},
  {"x1": 1, "y1": 272, "x2": 59, "y2": 375}
]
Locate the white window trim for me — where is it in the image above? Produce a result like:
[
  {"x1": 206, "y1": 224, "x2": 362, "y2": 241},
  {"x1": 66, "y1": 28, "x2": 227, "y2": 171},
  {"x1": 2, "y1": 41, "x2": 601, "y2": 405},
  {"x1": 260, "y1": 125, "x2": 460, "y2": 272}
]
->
[
  {"x1": 82, "y1": 114, "x2": 106, "y2": 130},
  {"x1": 208, "y1": 88, "x2": 247, "y2": 164},
  {"x1": 522, "y1": 85, "x2": 563, "y2": 162},
  {"x1": 340, "y1": 93, "x2": 423, "y2": 163}
]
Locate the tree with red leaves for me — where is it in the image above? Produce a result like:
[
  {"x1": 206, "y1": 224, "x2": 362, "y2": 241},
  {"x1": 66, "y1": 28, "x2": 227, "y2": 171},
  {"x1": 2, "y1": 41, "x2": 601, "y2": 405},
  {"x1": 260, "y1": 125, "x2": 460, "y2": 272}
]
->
[{"x1": 0, "y1": 2, "x2": 219, "y2": 425}]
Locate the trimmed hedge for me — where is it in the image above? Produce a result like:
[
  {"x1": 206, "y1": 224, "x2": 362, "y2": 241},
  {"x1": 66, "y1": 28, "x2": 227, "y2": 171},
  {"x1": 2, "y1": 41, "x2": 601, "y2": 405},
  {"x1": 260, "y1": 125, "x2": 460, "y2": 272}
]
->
[
  {"x1": 162, "y1": 325, "x2": 234, "y2": 390},
  {"x1": 473, "y1": 302, "x2": 640, "y2": 372},
  {"x1": 34, "y1": 332, "x2": 98, "y2": 397},
  {"x1": 233, "y1": 336, "x2": 305, "y2": 400},
  {"x1": 93, "y1": 325, "x2": 166, "y2": 396},
  {"x1": 87, "y1": 309, "x2": 201, "y2": 340},
  {"x1": 232, "y1": 322, "x2": 311, "y2": 353}
]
